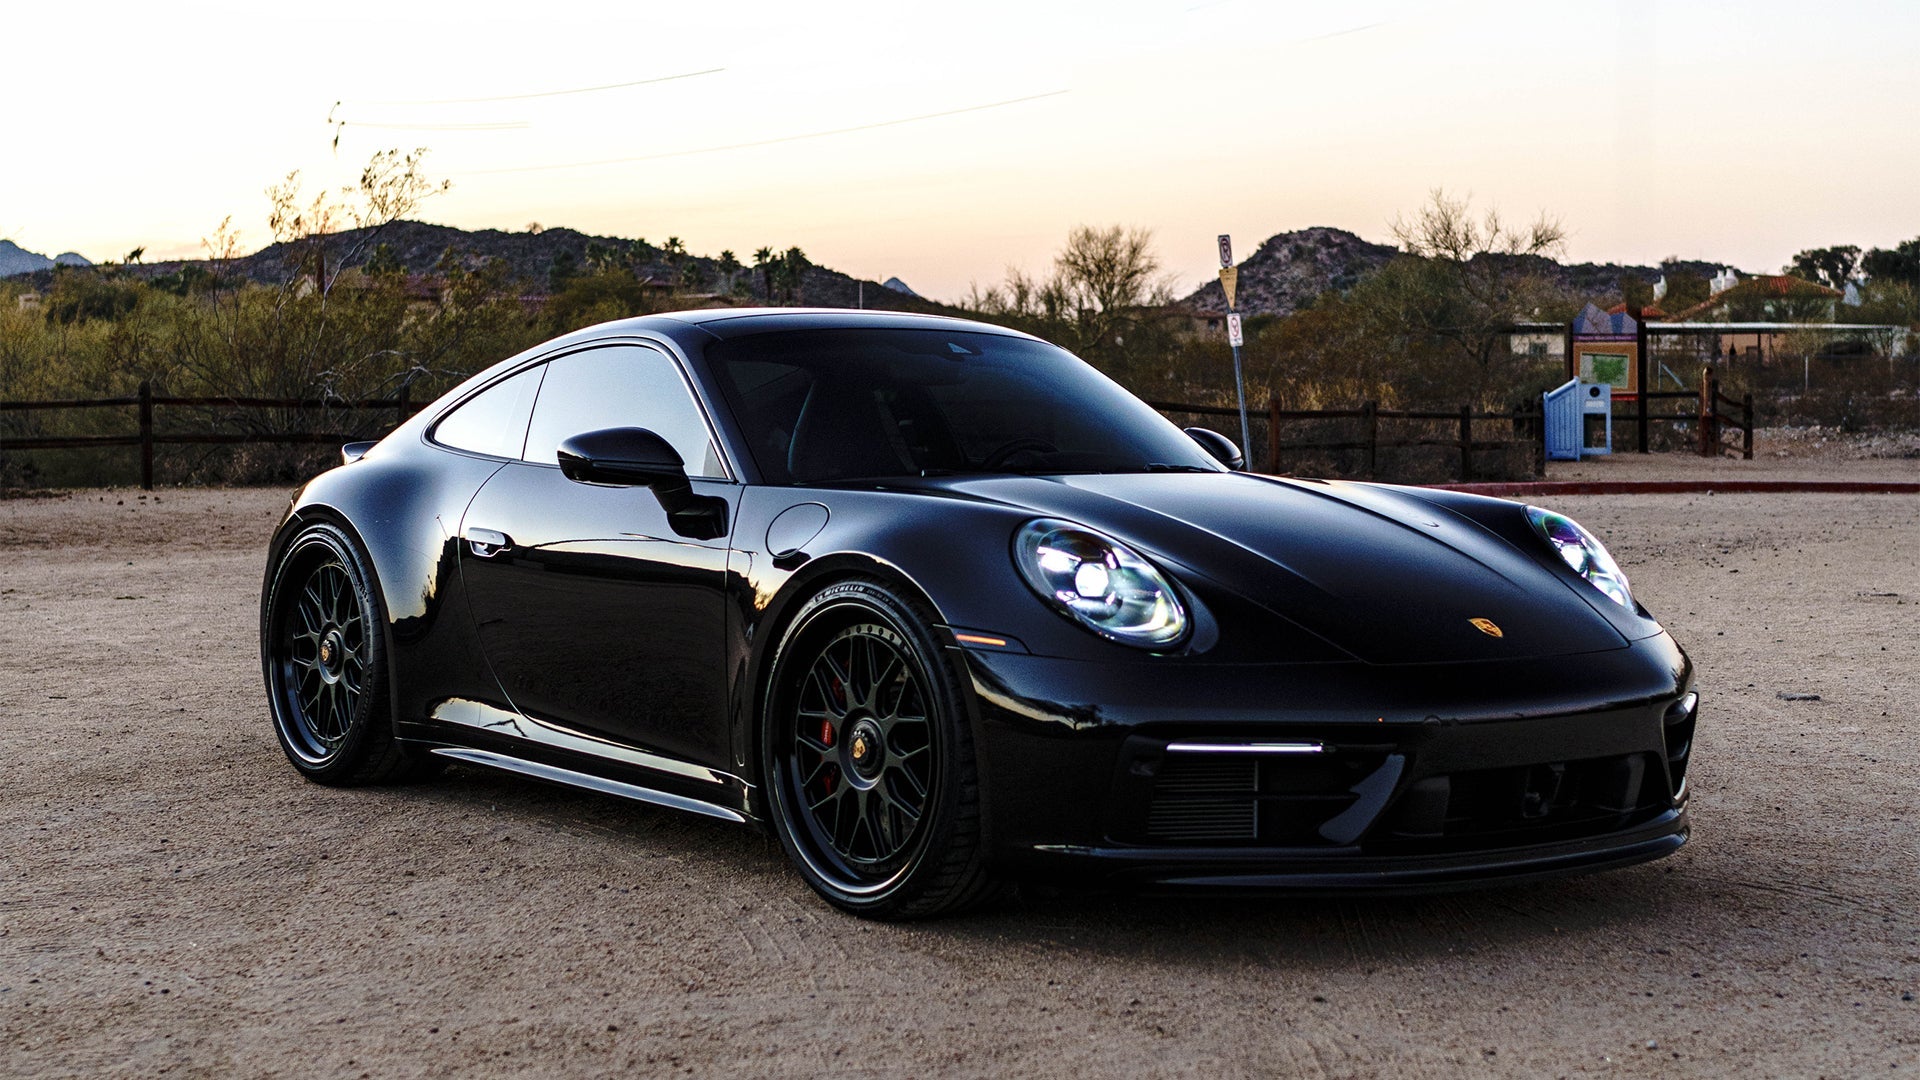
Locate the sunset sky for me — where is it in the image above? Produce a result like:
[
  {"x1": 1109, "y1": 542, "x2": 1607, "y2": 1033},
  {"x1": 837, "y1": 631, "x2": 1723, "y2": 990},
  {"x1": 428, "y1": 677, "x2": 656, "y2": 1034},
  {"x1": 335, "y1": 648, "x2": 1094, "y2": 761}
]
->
[{"x1": 6, "y1": 0, "x2": 1917, "y2": 300}]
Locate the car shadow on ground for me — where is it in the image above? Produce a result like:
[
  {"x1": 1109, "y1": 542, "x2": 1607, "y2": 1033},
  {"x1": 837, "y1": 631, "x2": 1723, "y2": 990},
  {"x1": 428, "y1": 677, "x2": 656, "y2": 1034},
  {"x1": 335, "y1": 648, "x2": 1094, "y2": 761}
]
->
[
  {"x1": 393, "y1": 764, "x2": 1750, "y2": 971},
  {"x1": 958, "y1": 865, "x2": 1699, "y2": 967}
]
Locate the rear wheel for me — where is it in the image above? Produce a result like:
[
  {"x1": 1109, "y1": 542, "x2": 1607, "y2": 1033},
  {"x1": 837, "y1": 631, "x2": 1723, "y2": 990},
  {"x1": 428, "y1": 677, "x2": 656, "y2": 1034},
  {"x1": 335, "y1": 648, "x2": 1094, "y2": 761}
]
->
[
  {"x1": 262, "y1": 521, "x2": 436, "y2": 785},
  {"x1": 764, "y1": 579, "x2": 999, "y2": 919}
]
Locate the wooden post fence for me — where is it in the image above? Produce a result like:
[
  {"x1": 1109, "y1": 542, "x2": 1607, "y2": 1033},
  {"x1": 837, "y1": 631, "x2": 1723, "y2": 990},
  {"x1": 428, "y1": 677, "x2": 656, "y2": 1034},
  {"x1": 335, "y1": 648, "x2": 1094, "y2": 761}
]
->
[
  {"x1": 1266, "y1": 398, "x2": 1282, "y2": 476},
  {"x1": 1690, "y1": 365, "x2": 1757, "y2": 460},
  {"x1": 138, "y1": 380, "x2": 154, "y2": 491},
  {"x1": 1698, "y1": 365, "x2": 1718, "y2": 457},
  {"x1": 0, "y1": 390, "x2": 427, "y2": 489},
  {"x1": 1363, "y1": 401, "x2": 1379, "y2": 478},
  {"x1": 1635, "y1": 315, "x2": 1650, "y2": 453},
  {"x1": 1253, "y1": 401, "x2": 1540, "y2": 481},
  {"x1": 1458, "y1": 405, "x2": 1473, "y2": 482}
]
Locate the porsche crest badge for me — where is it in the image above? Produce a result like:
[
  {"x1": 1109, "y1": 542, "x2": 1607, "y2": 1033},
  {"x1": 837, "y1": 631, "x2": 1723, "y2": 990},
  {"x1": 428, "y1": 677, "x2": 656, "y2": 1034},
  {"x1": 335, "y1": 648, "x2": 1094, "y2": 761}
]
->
[{"x1": 1469, "y1": 618, "x2": 1504, "y2": 639}]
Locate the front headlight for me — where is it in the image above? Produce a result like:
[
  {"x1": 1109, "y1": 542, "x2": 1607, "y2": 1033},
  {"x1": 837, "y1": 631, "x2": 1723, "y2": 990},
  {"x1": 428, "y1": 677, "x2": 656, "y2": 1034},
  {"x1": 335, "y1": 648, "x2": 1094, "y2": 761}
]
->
[
  {"x1": 1013, "y1": 519, "x2": 1188, "y2": 648},
  {"x1": 1527, "y1": 505, "x2": 1633, "y2": 610}
]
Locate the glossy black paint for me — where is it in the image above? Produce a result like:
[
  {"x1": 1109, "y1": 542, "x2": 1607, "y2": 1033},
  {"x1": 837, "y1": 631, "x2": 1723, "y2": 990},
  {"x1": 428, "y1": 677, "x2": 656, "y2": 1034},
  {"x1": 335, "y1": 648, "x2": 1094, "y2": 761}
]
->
[
  {"x1": 1183, "y1": 426, "x2": 1244, "y2": 471},
  {"x1": 264, "y1": 308, "x2": 1694, "y2": 892}
]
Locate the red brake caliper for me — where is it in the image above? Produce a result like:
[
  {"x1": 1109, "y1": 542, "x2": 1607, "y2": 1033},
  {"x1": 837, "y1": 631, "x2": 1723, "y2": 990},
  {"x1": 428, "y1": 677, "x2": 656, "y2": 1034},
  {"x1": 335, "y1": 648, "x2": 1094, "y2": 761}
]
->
[{"x1": 820, "y1": 681, "x2": 839, "y2": 792}]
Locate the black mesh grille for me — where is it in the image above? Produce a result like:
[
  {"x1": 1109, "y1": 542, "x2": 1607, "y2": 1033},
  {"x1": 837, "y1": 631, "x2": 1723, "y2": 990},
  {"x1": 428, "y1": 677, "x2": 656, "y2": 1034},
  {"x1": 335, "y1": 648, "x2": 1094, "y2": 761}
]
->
[
  {"x1": 1155, "y1": 758, "x2": 1257, "y2": 794},
  {"x1": 1126, "y1": 738, "x2": 1677, "y2": 850},
  {"x1": 1375, "y1": 751, "x2": 1671, "y2": 850},
  {"x1": 1140, "y1": 753, "x2": 1381, "y2": 846},
  {"x1": 1145, "y1": 759, "x2": 1258, "y2": 841},
  {"x1": 1145, "y1": 797, "x2": 1259, "y2": 842}
]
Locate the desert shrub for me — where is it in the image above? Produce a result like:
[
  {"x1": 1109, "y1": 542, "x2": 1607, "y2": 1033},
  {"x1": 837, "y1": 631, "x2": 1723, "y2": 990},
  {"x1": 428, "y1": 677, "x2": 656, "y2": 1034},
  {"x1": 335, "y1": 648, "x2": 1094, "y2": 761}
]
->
[{"x1": 42, "y1": 272, "x2": 143, "y2": 325}]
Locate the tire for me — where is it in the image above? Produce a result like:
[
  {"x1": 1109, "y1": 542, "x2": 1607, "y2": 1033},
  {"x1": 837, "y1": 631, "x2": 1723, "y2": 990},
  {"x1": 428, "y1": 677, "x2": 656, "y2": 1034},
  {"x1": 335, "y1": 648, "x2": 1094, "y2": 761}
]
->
[
  {"x1": 261, "y1": 520, "x2": 439, "y2": 786},
  {"x1": 762, "y1": 578, "x2": 1001, "y2": 919}
]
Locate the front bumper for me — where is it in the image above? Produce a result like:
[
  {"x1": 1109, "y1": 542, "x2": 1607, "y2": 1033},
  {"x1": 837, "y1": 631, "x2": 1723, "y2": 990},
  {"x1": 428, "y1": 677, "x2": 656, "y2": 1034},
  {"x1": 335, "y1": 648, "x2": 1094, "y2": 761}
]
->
[
  {"x1": 959, "y1": 632, "x2": 1696, "y2": 892},
  {"x1": 1023, "y1": 812, "x2": 1686, "y2": 894}
]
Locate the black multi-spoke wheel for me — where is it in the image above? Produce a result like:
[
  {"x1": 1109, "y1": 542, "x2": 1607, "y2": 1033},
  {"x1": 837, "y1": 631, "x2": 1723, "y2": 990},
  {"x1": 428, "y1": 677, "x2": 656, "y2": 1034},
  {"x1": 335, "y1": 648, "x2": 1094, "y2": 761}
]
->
[
  {"x1": 280, "y1": 560, "x2": 368, "y2": 758},
  {"x1": 792, "y1": 625, "x2": 934, "y2": 869},
  {"x1": 263, "y1": 521, "x2": 433, "y2": 785},
  {"x1": 765, "y1": 579, "x2": 1000, "y2": 919}
]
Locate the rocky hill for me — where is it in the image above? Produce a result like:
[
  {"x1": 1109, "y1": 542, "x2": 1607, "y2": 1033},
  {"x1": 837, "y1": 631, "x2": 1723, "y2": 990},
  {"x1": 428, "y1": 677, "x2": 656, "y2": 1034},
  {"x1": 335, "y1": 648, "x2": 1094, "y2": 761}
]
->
[
  {"x1": 12, "y1": 217, "x2": 1739, "y2": 320},
  {"x1": 1181, "y1": 228, "x2": 1396, "y2": 317},
  {"x1": 1180, "y1": 227, "x2": 1732, "y2": 317},
  {"x1": 128, "y1": 219, "x2": 942, "y2": 312}
]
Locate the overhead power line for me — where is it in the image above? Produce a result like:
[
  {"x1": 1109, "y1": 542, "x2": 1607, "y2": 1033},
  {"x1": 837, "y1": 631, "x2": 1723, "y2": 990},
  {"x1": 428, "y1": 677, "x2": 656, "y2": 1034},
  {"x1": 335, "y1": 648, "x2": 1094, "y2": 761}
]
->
[
  {"x1": 466, "y1": 89, "x2": 1070, "y2": 175},
  {"x1": 339, "y1": 121, "x2": 531, "y2": 131},
  {"x1": 346, "y1": 68, "x2": 725, "y2": 107},
  {"x1": 1299, "y1": 20, "x2": 1387, "y2": 41}
]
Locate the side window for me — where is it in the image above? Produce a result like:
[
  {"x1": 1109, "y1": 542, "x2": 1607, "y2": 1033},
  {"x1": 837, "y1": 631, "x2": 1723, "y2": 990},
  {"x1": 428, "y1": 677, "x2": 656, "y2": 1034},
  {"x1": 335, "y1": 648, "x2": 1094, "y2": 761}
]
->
[
  {"x1": 431, "y1": 366, "x2": 544, "y2": 459},
  {"x1": 710, "y1": 358, "x2": 814, "y2": 483},
  {"x1": 522, "y1": 345, "x2": 726, "y2": 478}
]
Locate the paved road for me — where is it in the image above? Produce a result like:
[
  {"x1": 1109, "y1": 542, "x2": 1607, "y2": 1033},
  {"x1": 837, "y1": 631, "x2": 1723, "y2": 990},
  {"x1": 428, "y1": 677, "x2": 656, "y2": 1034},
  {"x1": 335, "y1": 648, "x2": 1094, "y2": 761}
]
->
[{"x1": 3, "y1": 487, "x2": 1916, "y2": 1077}]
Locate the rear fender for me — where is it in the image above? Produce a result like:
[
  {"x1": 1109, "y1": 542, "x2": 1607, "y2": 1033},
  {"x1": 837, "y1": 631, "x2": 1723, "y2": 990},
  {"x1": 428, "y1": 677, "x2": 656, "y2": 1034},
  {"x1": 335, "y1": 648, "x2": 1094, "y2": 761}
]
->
[{"x1": 275, "y1": 451, "x2": 506, "y2": 727}]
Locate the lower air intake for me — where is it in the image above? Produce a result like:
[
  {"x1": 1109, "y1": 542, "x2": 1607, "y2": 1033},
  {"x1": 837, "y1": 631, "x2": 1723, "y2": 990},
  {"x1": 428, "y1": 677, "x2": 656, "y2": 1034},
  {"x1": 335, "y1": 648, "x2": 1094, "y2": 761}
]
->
[{"x1": 1144, "y1": 758, "x2": 1258, "y2": 842}]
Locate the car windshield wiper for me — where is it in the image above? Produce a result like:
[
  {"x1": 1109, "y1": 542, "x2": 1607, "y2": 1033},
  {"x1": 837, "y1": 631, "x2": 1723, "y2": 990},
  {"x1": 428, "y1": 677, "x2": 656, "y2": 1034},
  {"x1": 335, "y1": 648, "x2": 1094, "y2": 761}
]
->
[{"x1": 1143, "y1": 462, "x2": 1217, "y2": 473}]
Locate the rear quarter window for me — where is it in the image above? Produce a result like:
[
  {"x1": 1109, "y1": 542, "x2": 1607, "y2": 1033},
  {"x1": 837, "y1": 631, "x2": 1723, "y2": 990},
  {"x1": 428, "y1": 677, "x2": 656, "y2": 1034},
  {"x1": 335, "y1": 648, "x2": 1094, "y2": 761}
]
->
[{"x1": 431, "y1": 366, "x2": 545, "y2": 458}]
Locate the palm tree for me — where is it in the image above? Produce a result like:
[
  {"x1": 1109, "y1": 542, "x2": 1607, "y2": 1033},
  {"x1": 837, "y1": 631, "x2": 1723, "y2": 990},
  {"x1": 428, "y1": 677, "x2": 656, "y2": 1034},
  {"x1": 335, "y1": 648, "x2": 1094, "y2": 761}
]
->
[
  {"x1": 781, "y1": 246, "x2": 810, "y2": 304},
  {"x1": 717, "y1": 249, "x2": 742, "y2": 294},
  {"x1": 753, "y1": 246, "x2": 775, "y2": 302}
]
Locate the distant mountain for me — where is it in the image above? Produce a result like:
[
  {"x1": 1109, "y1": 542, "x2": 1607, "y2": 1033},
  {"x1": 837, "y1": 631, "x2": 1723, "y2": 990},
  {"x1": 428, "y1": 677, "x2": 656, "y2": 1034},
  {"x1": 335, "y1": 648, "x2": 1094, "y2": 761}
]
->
[
  {"x1": 1179, "y1": 227, "x2": 1733, "y2": 317},
  {"x1": 881, "y1": 276, "x2": 920, "y2": 298},
  {"x1": 0, "y1": 241, "x2": 95, "y2": 277},
  {"x1": 0, "y1": 240, "x2": 54, "y2": 277},
  {"x1": 132, "y1": 219, "x2": 950, "y2": 313}
]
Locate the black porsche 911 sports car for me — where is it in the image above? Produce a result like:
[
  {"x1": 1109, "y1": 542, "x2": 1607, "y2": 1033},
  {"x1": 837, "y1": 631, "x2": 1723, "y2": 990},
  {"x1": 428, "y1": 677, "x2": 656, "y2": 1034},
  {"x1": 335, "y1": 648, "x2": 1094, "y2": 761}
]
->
[{"x1": 261, "y1": 308, "x2": 1697, "y2": 918}]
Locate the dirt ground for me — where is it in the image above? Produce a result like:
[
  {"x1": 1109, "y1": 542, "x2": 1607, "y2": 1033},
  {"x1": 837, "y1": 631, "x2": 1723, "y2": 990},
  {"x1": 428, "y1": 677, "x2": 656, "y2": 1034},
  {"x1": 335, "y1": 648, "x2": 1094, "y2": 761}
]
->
[
  {"x1": 1547, "y1": 425, "x2": 1920, "y2": 484},
  {"x1": 3, "y1": 464, "x2": 1918, "y2": 1078}
]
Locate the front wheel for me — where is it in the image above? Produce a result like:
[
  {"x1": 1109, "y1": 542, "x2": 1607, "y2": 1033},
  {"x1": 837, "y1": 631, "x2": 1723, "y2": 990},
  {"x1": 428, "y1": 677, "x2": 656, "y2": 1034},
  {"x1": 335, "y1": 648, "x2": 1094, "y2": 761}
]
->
[
  {"x1": 262, "y1": 520, "x2": 435, "y2": 785},
  {"x1": 763, "y1": 579, "x2": 1000, "y2": 919}
]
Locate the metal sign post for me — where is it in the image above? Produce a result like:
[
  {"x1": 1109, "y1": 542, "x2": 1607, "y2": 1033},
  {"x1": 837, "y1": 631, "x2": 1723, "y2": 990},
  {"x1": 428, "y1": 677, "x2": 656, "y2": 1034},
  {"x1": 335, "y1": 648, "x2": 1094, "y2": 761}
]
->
[{"x1": 1218, "y1": 234, "x2": 1252, "y2": 466}]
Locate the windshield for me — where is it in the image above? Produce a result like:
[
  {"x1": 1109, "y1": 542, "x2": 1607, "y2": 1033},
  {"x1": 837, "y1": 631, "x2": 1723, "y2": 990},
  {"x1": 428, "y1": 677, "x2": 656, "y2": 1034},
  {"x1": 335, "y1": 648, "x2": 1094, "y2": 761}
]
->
[{"x1": 705, "y1": 327, "x2": 1224, "y2": 484}]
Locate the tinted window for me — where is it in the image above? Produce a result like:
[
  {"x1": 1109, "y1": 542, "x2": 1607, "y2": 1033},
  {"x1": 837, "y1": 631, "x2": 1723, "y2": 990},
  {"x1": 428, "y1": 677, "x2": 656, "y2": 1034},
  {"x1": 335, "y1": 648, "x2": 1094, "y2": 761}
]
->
[
  {"x1": 705, "y1": 329, "x2": 1222, "y2": 483},
  {"x1": 431, "y1": 366, "x2": 544, "y2": 458},
  {"x1": 523, "y1": 345, "x2": 725, "y2": 478}
]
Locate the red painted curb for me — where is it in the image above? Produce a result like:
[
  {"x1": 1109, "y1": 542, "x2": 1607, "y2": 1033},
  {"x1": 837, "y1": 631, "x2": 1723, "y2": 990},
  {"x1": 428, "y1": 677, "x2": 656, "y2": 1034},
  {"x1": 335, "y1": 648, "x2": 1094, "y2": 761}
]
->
[{"x1": 1424, "y1": 480, "x2": 1920, "y2": 497}]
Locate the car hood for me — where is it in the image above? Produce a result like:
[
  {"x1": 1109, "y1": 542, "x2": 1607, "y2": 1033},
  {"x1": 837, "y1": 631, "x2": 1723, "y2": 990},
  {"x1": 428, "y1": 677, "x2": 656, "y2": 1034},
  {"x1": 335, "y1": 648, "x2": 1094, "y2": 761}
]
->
[{"x1": 899, "y1": 472, "x2": 1629, "y2": 664}]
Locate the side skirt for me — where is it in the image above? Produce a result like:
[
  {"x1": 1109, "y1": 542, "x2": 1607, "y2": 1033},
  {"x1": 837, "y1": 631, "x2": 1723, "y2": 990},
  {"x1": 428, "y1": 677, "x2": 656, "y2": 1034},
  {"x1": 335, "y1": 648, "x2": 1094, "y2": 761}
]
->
[{"x1": 430, "y1": 747, "x2": 750, "y2": 823}]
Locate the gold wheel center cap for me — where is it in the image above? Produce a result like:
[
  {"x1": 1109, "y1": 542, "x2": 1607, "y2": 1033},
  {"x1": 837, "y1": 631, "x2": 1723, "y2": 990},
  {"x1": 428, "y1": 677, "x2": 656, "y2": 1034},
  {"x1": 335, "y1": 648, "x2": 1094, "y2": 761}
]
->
[
  {"x1": 319, "y1": 640, "x2": 335, "y2": 664},
  {"x1": 851, "y1": 735, "x2": 871, "y2": 761}
]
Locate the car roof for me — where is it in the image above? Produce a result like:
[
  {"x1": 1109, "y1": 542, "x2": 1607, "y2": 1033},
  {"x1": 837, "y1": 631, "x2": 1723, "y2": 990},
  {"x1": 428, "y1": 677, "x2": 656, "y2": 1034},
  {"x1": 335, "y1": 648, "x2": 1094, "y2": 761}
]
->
[{"x1": 588, "y1": 307, "x2": 1044, "y2": 344}]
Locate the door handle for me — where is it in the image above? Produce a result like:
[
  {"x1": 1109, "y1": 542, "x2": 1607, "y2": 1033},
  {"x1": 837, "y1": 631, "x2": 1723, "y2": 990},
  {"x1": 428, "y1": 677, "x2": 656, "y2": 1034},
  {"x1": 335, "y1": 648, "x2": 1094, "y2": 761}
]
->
[{"x1": 465, "y1": 527, "x2": 512, "y2": 558}]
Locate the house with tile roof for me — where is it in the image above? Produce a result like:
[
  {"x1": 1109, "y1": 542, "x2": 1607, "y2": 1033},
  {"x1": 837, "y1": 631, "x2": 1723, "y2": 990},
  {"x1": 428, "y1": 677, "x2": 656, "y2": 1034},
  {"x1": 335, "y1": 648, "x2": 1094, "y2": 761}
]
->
[
  {"x1": 1667, "y1": 273, "x2": 1843, "y2": 323},
  {"x1": 1646, "y1": 270, "x2": 1906, "y2": 368}
]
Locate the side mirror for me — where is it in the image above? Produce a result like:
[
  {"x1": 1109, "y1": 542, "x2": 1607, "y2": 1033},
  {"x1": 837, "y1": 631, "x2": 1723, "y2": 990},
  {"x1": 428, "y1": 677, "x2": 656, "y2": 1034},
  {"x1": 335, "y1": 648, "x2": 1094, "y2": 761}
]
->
[
  {"x1": 556, "y1": 426, "x2": 686, "y2": 488},
  {"x1": 555, "y1": 427, "x2": 727, "y2": 540},
  {"x1": 1185, "y1": 427, "x2": 1245, "y2": 471}
]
